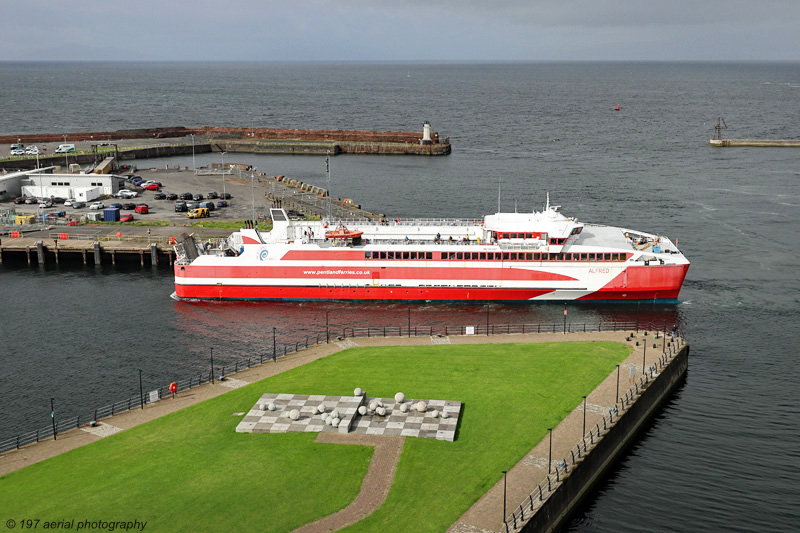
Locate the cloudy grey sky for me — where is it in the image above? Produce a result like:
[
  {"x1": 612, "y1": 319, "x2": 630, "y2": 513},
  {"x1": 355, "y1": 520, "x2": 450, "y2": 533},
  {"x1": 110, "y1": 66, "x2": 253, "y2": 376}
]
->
[{"x1": 2, "y1": 0, "x2": 799, "y2": 61}]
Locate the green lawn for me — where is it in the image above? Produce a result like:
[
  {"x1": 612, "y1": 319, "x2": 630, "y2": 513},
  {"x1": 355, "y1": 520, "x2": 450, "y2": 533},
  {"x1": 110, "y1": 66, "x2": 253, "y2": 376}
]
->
[{"x1": 0, "y1": 342, "x2": 628, "y2": 532}]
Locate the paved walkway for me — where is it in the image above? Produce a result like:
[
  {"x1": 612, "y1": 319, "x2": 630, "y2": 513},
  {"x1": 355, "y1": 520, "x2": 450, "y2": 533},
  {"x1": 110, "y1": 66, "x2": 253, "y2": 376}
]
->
[{"x1": 293, "y1": 434, "x2": 406, "y2": 533}]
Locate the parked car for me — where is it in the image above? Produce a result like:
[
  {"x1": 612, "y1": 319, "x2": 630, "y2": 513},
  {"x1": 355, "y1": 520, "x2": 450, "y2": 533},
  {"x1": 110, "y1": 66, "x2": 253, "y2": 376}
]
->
[
  {"x1": 179, "y1": 192, "x2": 193, "y2": 200},
  {"x1": 153, "y1": 192, "x2": 167, "y2": 200},
  {"x1": 39, "y1": 200, "x2": 54, "y2": 208},
  {"x1": 10, "y1": 148, "x2": 25, "y2": 156},
  {"x1": 89, "y1": 202, "x2": 104, "y2": 210},
  {"x1": 185, "y1": 201, "x2": 200, "y2": 209},
  {"x1": 64, "y1": 199, "x2": 73, "y2": 207},
  {"x1": 220, "y1": 193, "x2": 232, "y2": 199},
  {"x1": 120, "y1": 214, "x2": 134, "y2": 222},
  {"x1": 119, "y1": 190, "x2": 138, "y2": 198},
  {"x1": 199, "y1": 201, "x2": 215, "y2": 211},
  {"x1": 188, "y1": 207, "x2": 209, "y2": 219},
  {"x1": 13, "y1": 197, "x2": 26, "y2": 204},
  {"x1": 25, "y1": 197, "x2": 38, "y2": 204},
  {"x1": 25, "y1": 146, "x2": 39, "y2": 155},
  {"x1": 135, "y1": 204, "x2": 149, "y2": 214},
  {"x1": 216, "y1": 200, "x2": 228, "y2": 208},
  {"x1": 72, "y1": 201, "x2": 86, "y2": 209},
  {"x1": 109, "y1": 203, "x2": 123, "y2": 209},
  {"x1": 51, "y1": 197, "x2": 66, "y2": 204},
  {"x1": 122, "y1": 202, "x2": 136, "y2": 210},
  {"x1": 207, "y1": 191, "x2": 219, "y2": 199},
  {"x1": 142, "y1": 183, "x2": 160, "y2": 191},
  {"x1": 193, "y1": 193, "x2": 204, "y2": 201},
  {"x1": 10, "y1": 143, "x2": 23, "y2": 150},
  {"x1": 174, "y1": 201, "x2": 187, "y2": 212},
  {"x1": 165, "y1": 193, "x2": 178, "y2": 200}
]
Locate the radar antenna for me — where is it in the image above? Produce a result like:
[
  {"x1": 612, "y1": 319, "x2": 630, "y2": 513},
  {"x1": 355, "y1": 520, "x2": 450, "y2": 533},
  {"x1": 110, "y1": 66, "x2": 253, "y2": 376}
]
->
[{"x1": 714, "y1": 116, "x2": 728, "y2": 141}]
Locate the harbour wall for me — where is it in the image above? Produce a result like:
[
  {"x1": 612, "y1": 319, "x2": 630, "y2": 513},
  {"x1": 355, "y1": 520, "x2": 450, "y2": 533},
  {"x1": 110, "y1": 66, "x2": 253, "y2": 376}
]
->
[
  {"x1": 520, "y1": 344, "x2": 690, "y2": 532},
  {"x1": 0, "y1": 144, "x2": 212, "y2": 170},
  {"x1": 710, "y1": 139, "x2": 800, "y2": 147}
]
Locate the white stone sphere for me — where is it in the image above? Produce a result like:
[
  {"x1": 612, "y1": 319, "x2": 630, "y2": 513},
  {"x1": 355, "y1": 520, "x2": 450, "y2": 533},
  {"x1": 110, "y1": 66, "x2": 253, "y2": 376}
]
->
[
  {"x1": 317, "y1": 404, "x2": 326, "y2": 414},
  {"x1": 441, "y1": 411, "x2": 449, "y2": 419},
  {"x1": 400, "y1": 403, "x2": 409, "y2": 413},
  {"x1": 358, "y1": 405, "x2": 367, "y2": 415},
  {"x1": 325, "y1": 415, "x2": 332, "y2": 425},
  {"x1": 289, "y1": 409, "x2": 300, "y2": 421},
  {"x1": 376, "y1": 406, "x2": 386, "y2": 416},
  {"x1": 431, "y1": 410, "x2": 439, "y2": 418},
  {"x1": 332, "y1": 417, "x2": 341, "y2": 427},
  {"x1": 267, "y1": 403, "x2": 276, "y2": 411},
  {"x1": 394, "y1": 392, "x2": 406, "y2": 403},
  {"x1": 331, "y1": 409, "x2": 340, "y2": 420},
  {"x1": 369, "y1": 400, "x2": 379, "y2": 411},
  {"x1": 354, "y1": 387, "x2": 363, "y2": 396},
  {"x1": 416, "y1": 401, "x2": 427, "y2": 413}
]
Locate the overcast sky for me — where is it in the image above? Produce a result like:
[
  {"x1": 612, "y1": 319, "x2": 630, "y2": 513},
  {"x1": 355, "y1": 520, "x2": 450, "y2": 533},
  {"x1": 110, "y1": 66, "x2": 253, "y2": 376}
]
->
[{"x1": 2, "y1": 0, "x2": 799, "y2": 62}]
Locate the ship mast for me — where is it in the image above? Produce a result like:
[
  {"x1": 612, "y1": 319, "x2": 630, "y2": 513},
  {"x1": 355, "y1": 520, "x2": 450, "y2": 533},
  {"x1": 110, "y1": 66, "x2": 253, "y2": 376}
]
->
[{"x1": 326, "y1": 150, "x2": 331, "y2": 221}]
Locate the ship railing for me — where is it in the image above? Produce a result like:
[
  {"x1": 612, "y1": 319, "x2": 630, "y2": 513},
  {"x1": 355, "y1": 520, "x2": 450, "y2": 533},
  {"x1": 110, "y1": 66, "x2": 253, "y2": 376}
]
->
[
  {"x1": 326, "y1": 217, "x2": 481, "y2": 228},
  {"x1": 0, "y1": 320, "x2": 683, "y2": 456},
  {"x1": 305, "y1": 237, "x2": 497, "y2": 247}
]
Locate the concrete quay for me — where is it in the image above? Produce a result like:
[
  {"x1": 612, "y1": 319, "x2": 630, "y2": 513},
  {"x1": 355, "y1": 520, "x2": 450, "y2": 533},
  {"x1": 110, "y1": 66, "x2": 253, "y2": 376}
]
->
[{"x1": 710, "y1": 138, "x2": 800, "y2": 147}]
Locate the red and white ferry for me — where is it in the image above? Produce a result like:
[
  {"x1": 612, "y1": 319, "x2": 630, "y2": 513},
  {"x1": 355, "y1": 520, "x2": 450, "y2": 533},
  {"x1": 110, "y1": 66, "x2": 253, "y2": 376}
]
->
[{"x1": 173, "y1": 197, "x2": 689, "y2": 302}]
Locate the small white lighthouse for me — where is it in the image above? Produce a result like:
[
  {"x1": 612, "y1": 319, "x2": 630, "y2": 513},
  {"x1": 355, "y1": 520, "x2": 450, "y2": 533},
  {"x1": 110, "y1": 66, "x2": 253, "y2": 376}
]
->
[{"x1": 421, "y1": 121, "x2": 433, "y2": 145}]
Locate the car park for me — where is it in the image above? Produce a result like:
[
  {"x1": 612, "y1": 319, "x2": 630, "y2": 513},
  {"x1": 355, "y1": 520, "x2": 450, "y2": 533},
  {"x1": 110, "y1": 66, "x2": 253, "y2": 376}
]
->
[
  {"x1": 193, "y1": 193, "x2": 204, "y2": 201},
  {"x1": 165, "y1": 193, "x2": 178, "y2": 200},
  {"x1": 72, "y1": 201, "x2": 86, "y2": 209},
  {"x1": 120, "y1": 214, "x2": 134, "y2": 222},
  {"x1": 153, "y1": 192, "x2": 167, "y2": 200},
  {"x1": 122, "y1": 202, "x2": 136, "y2": 210},
  {"x1": 174, "y1": 201, "x2": 187, "y2": 212},
  {"x1": 89, "y1": 202, "x2": 104, "y2": 210},
  {"x1": 207, "y1": 191, "x2": 219, "y2": 199}
]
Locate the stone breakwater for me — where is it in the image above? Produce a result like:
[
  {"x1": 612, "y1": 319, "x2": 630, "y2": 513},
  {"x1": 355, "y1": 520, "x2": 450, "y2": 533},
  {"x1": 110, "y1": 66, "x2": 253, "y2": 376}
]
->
[{"x1": 0, "y1": 126, "x2": 451, "y2": 155}]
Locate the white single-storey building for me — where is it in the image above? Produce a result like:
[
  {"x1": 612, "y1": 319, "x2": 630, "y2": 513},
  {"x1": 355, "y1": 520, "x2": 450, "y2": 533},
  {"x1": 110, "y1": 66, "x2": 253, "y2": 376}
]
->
[{"x1": 0, "y1": 167, "x2": 124, "y2": 202}]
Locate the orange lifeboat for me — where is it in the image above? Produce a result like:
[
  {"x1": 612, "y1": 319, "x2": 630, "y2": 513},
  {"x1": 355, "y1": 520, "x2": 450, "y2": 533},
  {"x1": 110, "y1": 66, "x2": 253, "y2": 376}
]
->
[{"x1": 325, "y1": 225, "x2": 363, "y2": 240}]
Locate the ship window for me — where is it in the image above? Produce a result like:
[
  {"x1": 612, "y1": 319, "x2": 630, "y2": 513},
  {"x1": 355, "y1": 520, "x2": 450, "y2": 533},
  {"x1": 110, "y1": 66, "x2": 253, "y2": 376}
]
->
[
  {"x1": 469, "y1": 252, "x2": 477, "y2": 260},
  {"x1": 556, "y1": 253, "x2": 564, "y2": 261},
  {"x1": 533, "y1": 253, "x2": 540, "y2": 260},
  {"x1": 525, "y1": 253, "x2": 532, "y2": 260},
  {"x1": 480, "y1": 252, "x2": 486, "y2": 260},
  {"x1": 565, "y1": 253, "x2": 572, "y2": 260},
  {"x1": 388, "y1": 251, "x2": 394, "y2": 259},
  {"x1": 403, "y1": 251, "x2": 410, "y2": 259},
  {"x1": 604, "y1": 253, "x2": 611, "y2": 261},
  {"x1": 611, "y1": 253, "x2": 619, "y2": 261},
  {"x1": 380, "y1": 251, "x2": 387, "y2": 259},
  {"x1": 580, "y1": 253, "x2": 588, "y2": 261},
  {"x1": 588, "y1": 253, "x2": 596, "y2": 261},
  {"x1": 510, "y1": 253, "x2": 517, "y2": 260},
  {"x1": 456, "y1": 252, "x2": 463, "y2": 260},
  {"x1": 410, "y1": 252, "x2": 417, "y2": 259},
  {"x1": 426, "y1": 252, "x2": 432, "y2": 260},
  {"x1": 365, "y1": 252, "x2": 372, "y2": 259},
  {"x1": 503, "y1": 253, "x2": 509, "y2": 260},
  {"x1": 449, "y1": 252, "x2": 457, "y2": 260}
]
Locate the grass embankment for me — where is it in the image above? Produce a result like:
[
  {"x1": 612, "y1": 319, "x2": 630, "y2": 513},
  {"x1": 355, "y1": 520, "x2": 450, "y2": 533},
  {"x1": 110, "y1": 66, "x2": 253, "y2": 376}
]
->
[{"x1": 0, "y1": 342, "x2": 628, "y2": 532}]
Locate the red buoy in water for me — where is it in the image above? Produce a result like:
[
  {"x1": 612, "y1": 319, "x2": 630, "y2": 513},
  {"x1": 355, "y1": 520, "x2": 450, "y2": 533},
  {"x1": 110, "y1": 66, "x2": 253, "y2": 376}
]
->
[{"x1": 615, "y1": 104, "x2": 620, "y2": 111}]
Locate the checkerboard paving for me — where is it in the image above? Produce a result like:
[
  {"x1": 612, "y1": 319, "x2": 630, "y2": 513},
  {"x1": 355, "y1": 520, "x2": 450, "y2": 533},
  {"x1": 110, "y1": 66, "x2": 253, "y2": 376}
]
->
[{"x1": 236, "y1": 393, "x2": 462, "y2": 442}]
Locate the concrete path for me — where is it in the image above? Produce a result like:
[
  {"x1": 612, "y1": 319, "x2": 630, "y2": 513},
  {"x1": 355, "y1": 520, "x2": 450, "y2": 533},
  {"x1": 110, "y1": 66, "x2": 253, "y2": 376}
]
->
[{"x1": 293, "y1": 434, "x2": 405, "y2": 533}]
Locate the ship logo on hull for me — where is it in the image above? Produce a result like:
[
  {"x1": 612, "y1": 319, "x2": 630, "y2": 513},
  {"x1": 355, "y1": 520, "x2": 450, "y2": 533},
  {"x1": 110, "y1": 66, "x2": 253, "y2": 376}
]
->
[{"x1": 259, "y1": 247, "x2": 269, "y2": 261}]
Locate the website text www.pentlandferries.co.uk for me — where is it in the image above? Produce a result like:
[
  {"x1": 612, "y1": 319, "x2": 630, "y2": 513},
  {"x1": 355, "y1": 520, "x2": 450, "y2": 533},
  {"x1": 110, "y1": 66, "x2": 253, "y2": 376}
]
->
[{"x1": 304, "y1": 270, "x2": 370, "y2": 276}]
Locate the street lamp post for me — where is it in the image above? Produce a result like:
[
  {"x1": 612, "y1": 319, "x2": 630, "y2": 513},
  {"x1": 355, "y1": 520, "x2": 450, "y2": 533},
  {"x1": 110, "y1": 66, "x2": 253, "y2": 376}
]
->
[
  {"x1": 582, "y1": 395, "x2": 587, "y2": 436},
  {"x1": 190, "y1": 134, "x2": 196, "y2": 174},
  {"x1": 616, "y1": 364, "x2": 620, "y2": 404},
  {"x1": 50, "y1": 397, "x2": 57, "y2": 440},
  {"x1": 210, "y1": 347, "x2": 215, "y2": 384},
  {"x1": 502, "y1": 470, "x2": 508, "y2": 525},
  {"x1": 563, "y1": 303, "x2": 567, "y2": 334},
  {"x1": 139, "y1": 369, "x2": 145, "y2": 409},
  {"x1": 548, "y1": 428, "x2": 553, "y2": 474},
  {"x1": 221, "y1": 151, "x2": 227, "y2": 199},
  {"x1": 643, "y1": 341, "x2": 647, "y2": 375},
  {"x1": 272, "y1": 327, "x2": 277, "y2": 362},
  {"x1": 251, "y1": 171, "x2": 256, "y2": 225}
]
